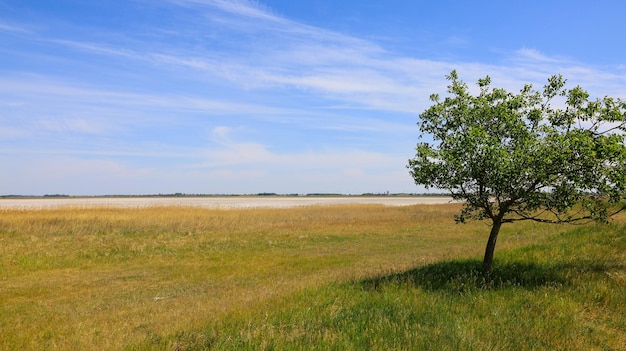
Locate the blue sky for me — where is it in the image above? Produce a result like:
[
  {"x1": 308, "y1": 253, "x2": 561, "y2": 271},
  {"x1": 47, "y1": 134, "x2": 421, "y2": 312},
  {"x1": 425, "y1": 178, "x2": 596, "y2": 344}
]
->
[{"x1": 1, "y1": 0, "x2": 625, "y2": 195}]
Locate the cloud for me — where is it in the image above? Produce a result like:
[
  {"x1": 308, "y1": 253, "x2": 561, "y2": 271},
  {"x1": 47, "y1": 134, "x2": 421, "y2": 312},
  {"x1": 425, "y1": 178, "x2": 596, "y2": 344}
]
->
[
  {"x1": 13, "y1": 0, "x2": 624, "y2": 113},
  {"x1": 156, "y1": 1, "x2": 626, "y2": 110},
  {"x1": 515, "y1": 48, "x2": 564, "y2": 63},
  {"x1": 197, "y1": 134, "x2": 404, "y2": 171},
  {"x1": 0, "y1": 74, "x2": 292, "y2": 118},
  {"x1": 0, "y1": 21, "x2": 30, "y2": 33},
  {"x1": 2, "y1": 0, "x2": 626, "y2": 195},
  {"x1": 48, "y1": 39, "x2": 141, "y2": 59},
  {"x1": 36, "y1": 117, "x2": 107, "y2": 134},
  {"x1": 211, "y1": 126, "x2": 232, "y2": 140},
  {"x1": 169, "y1": 0, "x2": 277, "y2": 21}
]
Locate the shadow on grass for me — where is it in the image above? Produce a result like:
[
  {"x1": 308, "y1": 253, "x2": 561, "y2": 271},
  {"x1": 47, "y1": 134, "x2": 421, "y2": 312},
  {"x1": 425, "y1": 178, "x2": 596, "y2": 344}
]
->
[{"x1": 360, "y1": 259, "x2": 571, "y2": 293}]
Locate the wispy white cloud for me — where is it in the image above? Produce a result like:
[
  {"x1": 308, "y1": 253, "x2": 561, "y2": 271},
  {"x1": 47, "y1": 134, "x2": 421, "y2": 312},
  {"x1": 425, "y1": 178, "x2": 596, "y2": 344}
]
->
[
  {"x1": 47, "y1": 39, "x2": 141, "y2": 59},
  {"x1": 2, "y1": 0, "x2": 625, "y2": 195},
  {"x1": 515, "y1": 48, "x2": 564, "y2": 63},
  {"x1": 15, "y1": 0, "x2": 624, "y2": 113},
  {"x1": 0, "y1": 21, "x2": 31, "y2": 33},
  {"x1": 196, "y1": 127, "x2": 406, "y2": 171},
  {"x1": 155, "y1": 1, "x2": 626, "y2": 109},
  {"x1": 36, "y1": 117, "x2": 108, "y2": 134},
  {"x1": 169, "y1": 0, "x2": 278, "y2": 21},
  {"x1": 0, "y1": 75, "x2": 291, "y2": 115}
]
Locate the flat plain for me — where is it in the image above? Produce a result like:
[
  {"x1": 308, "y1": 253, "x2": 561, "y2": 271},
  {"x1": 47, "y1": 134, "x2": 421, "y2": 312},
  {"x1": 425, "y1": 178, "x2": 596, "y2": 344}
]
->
[{"x1": 1, "y1": 203, "x2": 624, "y2": 350}]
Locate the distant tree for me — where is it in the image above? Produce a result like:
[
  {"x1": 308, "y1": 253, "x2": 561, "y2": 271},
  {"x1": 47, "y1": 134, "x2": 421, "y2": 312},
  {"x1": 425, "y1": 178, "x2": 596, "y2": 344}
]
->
[{"x1": 408, "y1": 71, "x2": 626, "y2": 271}]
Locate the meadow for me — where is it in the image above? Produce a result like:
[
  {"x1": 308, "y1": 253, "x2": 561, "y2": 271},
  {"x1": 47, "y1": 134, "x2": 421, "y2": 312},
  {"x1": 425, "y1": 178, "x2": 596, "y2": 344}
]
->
[{"x1": 0, "y1": 204, "x2": 624, "y2": 350}]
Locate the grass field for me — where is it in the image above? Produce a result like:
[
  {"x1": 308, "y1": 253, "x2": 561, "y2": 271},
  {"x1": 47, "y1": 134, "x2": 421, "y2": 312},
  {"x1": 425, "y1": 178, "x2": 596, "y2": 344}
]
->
[{"x1": 1, "y1": 204, "x2": 624, "y2": 350}]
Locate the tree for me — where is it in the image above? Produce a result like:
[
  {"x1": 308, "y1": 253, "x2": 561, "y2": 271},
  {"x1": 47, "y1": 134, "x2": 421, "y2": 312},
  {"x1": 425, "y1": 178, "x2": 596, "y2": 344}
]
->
[{"x1": 408, "y1": 71, "x2": 626, "y2": 272}]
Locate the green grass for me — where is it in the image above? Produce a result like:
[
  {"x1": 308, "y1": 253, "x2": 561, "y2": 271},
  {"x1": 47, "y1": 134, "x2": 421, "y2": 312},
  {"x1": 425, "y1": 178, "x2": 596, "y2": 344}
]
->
[
  {"x1": 138, "y1": 223, "x2": 626, "y2": 351},
  {"x1": 0, "y1": 205, "x2": 624, "y2": 350}
]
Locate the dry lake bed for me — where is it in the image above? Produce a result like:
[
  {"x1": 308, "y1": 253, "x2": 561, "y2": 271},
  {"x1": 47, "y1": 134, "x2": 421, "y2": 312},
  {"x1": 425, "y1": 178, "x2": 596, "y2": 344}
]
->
[{"x1": 0, "y1": 196, "x2": 454, "y2": 209}]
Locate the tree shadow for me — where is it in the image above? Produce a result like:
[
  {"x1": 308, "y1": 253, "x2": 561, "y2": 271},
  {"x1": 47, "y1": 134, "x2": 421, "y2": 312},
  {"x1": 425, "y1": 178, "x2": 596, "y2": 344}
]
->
[{"x1": 360, "y1": 259, "x2": 573, "y2": 294}]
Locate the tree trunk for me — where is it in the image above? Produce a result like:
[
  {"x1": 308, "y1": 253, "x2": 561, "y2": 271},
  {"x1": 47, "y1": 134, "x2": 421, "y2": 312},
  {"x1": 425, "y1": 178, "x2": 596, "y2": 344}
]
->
[{"x1": 482, "y1": 220, "x2": 502, "y2": 272}]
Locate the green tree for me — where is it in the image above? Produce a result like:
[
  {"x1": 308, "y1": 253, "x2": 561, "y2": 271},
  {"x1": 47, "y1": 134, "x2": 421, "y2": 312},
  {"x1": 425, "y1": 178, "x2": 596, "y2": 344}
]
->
[{"x1": 408, "y1": 71, "x2": 626, "y2": 271}]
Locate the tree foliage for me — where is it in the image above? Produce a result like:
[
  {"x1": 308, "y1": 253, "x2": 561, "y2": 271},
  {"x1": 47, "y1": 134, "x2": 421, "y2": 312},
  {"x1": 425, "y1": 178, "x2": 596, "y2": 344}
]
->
[{"x1": 408, "y1": 71, "x2": 626, "y2": 271}]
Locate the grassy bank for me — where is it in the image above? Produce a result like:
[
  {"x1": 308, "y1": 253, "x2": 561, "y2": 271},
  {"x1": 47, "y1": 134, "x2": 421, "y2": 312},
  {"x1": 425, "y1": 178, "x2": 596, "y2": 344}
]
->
[{"x1": 0, "y1": 205, "x2": 623, "y2": 350}]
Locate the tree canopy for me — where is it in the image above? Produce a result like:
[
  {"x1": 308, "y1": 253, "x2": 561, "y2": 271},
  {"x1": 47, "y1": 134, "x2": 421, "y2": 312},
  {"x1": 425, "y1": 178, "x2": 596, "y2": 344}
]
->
[{"x1": 408, "y1": 71, "x2": 626, "y2": 271}]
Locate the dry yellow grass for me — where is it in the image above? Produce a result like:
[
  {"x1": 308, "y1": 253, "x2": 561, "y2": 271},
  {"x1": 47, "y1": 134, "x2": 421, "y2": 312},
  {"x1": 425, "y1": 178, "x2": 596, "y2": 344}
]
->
[{"x1": 0, "y1": 204, "x2": 576, "y2": 350}]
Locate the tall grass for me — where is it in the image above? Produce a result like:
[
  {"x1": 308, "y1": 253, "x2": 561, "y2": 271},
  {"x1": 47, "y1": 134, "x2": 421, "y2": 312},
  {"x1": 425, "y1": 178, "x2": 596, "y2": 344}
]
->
[{"x1": 0, "y1": 204, "x2": 621, "y2": 350}]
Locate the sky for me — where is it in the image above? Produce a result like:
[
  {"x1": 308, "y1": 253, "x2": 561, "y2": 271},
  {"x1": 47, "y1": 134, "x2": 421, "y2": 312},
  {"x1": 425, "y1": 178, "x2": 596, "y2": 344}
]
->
[{"x1": 1, "y1": 0, "x2": 625, "y2": 195}]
